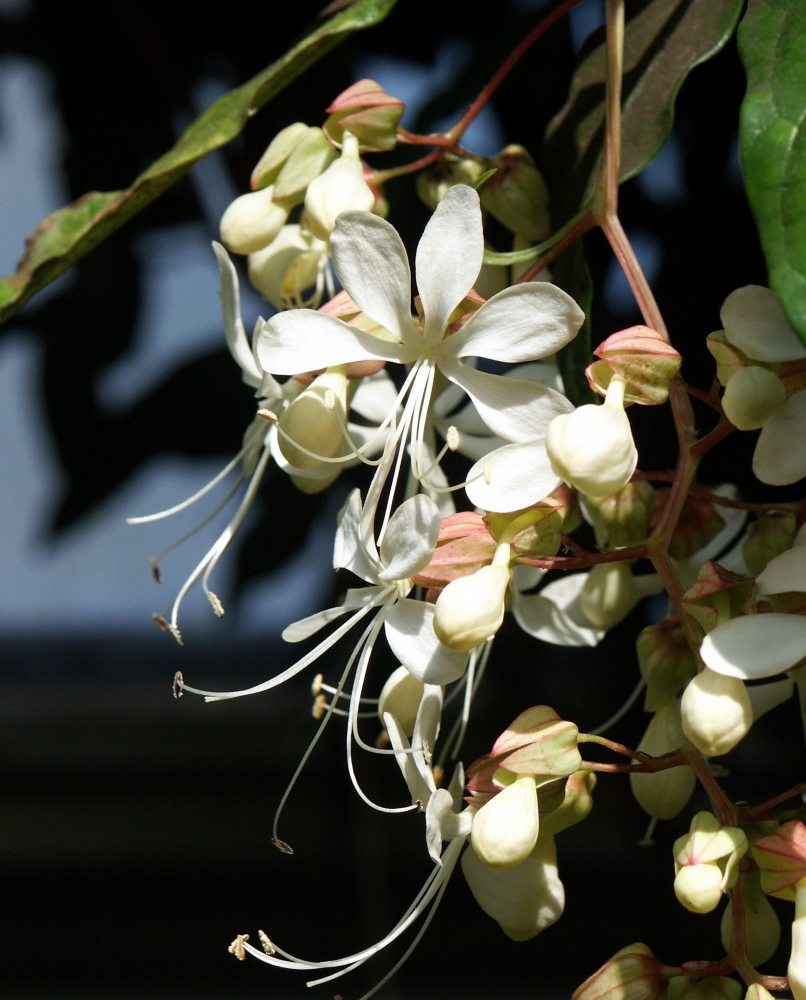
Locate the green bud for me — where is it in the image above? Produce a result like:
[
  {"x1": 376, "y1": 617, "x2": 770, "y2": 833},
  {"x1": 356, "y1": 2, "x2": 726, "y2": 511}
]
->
[
  {"x1": 681, "y1": 561, "x2": 755, "y2": 634},
  {"x1": 720, "y1": 871, "x2": 781, "y2": 966},
  {"x1": 416, "y1": 156, "x2": 485, "y2": 210},
  {"x1": 637, "y1": 617, "x2": 697, "y2": 712},
  {"x1": 323, "y1": 78, "x2": 405, "y2": 152},
  {"x1": 743, "y1": 511, "x2": 798, "y2": 576},
  {"x1": 722, "y1": 366, "x2": 786, "y2": 430},
  {"x1": 572, "y1": 943, "x2": 665, "y2": 1000},
  {"x1": 580, "y1": 562, "x2": 636, "y2": 629},
  {"x1": 479, "y1": 145, "x2": 551, "y2": 242},
  {"x1": 272, "y1": 126, "x2": 339, "y2": 206},
  {"x1": 583, "y1": 481, "x2": 655, "y2": 551},
  {"x1": 250, "y1": 122, "x2": 311, "y2": 190},
  {"x1": 666, "y1": 976, "x2": 742, "y2": 1000}
]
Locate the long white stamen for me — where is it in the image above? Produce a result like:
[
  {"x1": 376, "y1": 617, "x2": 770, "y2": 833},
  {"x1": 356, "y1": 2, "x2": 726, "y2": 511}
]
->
[
  {"x1": 151, "y1": 475, "x2": 244, "y2": 569},
  {"x1": 126, "y1": 449, "x2": 246, "y2": 524}
]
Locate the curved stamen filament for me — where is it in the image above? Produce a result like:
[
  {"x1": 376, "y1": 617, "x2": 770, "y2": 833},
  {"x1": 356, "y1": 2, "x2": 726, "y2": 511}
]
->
[
  {"x1": 150, "y1": 475, "x2": 244, "y2": 571},
  {"x1": 126, "y1": 448, "x2": 246, "y2": 524}
]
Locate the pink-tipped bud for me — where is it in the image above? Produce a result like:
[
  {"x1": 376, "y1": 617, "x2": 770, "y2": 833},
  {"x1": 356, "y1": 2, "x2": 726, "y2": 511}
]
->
[
  {"x1": 586, "y1": 326, "x2": 682, "y2": 406},
  {"x1": 680, "y1": 561, "x2": 756, "y2": 635},
  {"x1": 752, "y1": 820, "x2": 806, "y2": 899},
  {"x1": 572, "y1": 943, "x2": 665, "y2": 1000},
  {"x1": 323, "y1": 78, "x2": 404, "y2": 152}
]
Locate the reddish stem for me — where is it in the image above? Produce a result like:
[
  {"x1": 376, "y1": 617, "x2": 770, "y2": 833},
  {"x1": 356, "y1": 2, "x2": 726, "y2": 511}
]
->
[
  {"x1": 516, "y1": 542, "x2": 648, "y2": 570},
  {"x1": 690, "y1": 420, "x2": 735, "y2": 461},
  {"x1": 683, "y1": 744, "x2": 736, "y2": 826},
  {"x1": 515, "y1": 211, "x2": 596, "y2": 284},
  {"x1": 741, "y1": 781, "x2": 806, "y2": 820}
]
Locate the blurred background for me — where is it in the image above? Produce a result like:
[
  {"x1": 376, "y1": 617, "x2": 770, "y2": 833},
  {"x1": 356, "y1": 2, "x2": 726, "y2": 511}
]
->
[{"x1": 1, "y1": 0, "x2": 803, "y2": 997}]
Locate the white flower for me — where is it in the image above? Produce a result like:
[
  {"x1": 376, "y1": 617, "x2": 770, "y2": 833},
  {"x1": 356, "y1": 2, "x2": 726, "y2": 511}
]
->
[
  {"x1": 247, "y1": 224, "x2": 331, "y2": 310},
  {"x1": 720, "y1": 285, "x2": 806, "y2": 485},
  {"x1": 257, "y1": 184, "x2": 583, "y2": 505}
]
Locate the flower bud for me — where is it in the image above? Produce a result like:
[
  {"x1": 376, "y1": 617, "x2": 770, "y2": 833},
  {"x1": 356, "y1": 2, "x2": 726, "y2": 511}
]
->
[
  {"x1": 546, "y1": 377, "x2": 638, "y2": 498},
  {"x1": 323, "y1": 78, "x2": 404, "y2": 152},
  {"x1": 790, "y1": 877, "x2": 806, "y2": 1000},
  {"x1": 478, "y1": 145, "x2": 551, "y2": 242},
  {"x1": 572, "y1": 943, "x2": 665, "y2": 1000},
  {"x1": 248, "y1": 225, "x2": 327, "y2": 309},
  {"x1": 744, "y1": 985, "x2": 778, "y2": 1000},
  {"x1": 630, "y1": 701, "x2": 695, "y2": 819},
  {"x1": 277, "y1": 369, "x2": 348, "y2": 469},
  {"x1": 471, "y1": 773, "x2": 539, "y2": 868},
  {"x1": 681, "y1": 668, "x2": 753, "y2": 756},
  {"x1": 219, "y1": 185, "x2": 290, "y2": 255},
  {"x1": 666, "y1": 976, "x2": 742, "y2": 1000},
  {"x1": 416, "y1": 155, "x2": 485, "y2": 210},
  {"x1": 583, "y1": 481, "x2": 655, "y2": 551},
  {"x1": 540, "y1": 771, "x2": 596, "y2": 836},
  {"x1": 433, "y1": 563, "x2": 510, "y2": 652},
  {"x1": 270, "y1": 126, "x2": 340, "y2": 206},
  {"x1": 752, "y1": 820, "x2": 806, "y2": 900},
  {"x1": 580, "y1": 561, "x2": 636, "y2": 629},
  {"x1": 720, "y1": 871, "x2": 781, "y2": 966},
  {"x1": 377, "y1": 665, "x2": 424, "y2": 737},
  {"x1": 637, "y1": 617, "x2": 697, "y2": 712},
  {"x1": 722, "y1": 366, "x2": 786, "y2": 430},
  {"x1": 743, "y1": 511, "x2": 798, "y2": 577},
  {"x1": 652, "y1": 491, "x2": 726, "y2": 562},
  {"x1": 586, "y1": 326, "x2": 682, "y2": 406},
  {"x1": 250, "y1": 122, "x2": 312, "y2": 190},
  {"x1": 303, "y1": 133, "x2": 375, "y2": 241},
  {"x1": 707, "y1": 329, "x2": 756, "y2": 387},
  {"x1": 680, "y1": 561, "x2": 755, "y2": 635},
  {"x1": 674, "y1": 862, "x2": 724, "y2": 913}
]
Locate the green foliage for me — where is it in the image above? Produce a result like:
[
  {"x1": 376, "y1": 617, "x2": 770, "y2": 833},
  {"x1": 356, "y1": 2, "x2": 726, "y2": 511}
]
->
[
  {"x1": 739, "y1": 0, "x2": 806, "y2": 345},
  {"x1": 544, "y1": 0, "x2": 743, "y2": 221},
  {"x1": 0, "y1": 0, "x2": 397, "y2": 327}
]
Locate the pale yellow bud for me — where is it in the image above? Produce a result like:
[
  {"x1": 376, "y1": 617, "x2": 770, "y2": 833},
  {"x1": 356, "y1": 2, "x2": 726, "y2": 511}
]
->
[
  {"x1": 720, "y1": 872, "x2": 780, "y2": 966},
  {"x1": 630, "y1": 701, "x2": 695, "y2": 819},
  {"x1": 277, "y1": 370, "x2": 347, "y2": 469},
  {"x1": 580, "y1": 562, "x2": 636, "y2": 629},
  {"x1": 546, "y1": 378, "x2": 637, "y2": 498},
  {"x1": 247, "y1": 225, "x2": 326, "y2": 310},
  {"x1": 471, "y1": 774, "x2": 539, "y2": 868},
  {"x1": 377, "y1": 665, "x2": 424, "y2": 737},
  {"x1": 790, "y1": 878, "x2": 806, "y2": 1000},
  {"x1": 433, "y1": 564, "x2": 510, "y2": 652},
  {"x1": 722, "y1": 366, "x2": 785, "y2": 430},
  {"x1": 674, "y1": 861, "x2": 724, "y2": 913},
  {"x1": 681, "y1": 668, "x2": 753, "y2": 757},
  {"x1": 303, "y1": 134, "x2": 374, "y2": 241},
  {"x1": 220, "y1": 185, "x2": 290, "y2": 255}
]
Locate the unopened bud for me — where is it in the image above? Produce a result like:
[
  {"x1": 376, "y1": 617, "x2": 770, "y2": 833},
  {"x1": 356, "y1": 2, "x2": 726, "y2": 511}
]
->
[
  {"x1": 323, "y1": 78, "x2": 404, "y2": 152},
  {"x1": 744, "y1": 987, "x2": 777, "y2": 1000},
  {"x1": 722, "y1": 366, "x2": 786, "y2": 430},
  {"x1": 652, "y1": 491, "x2": 726, "y2": 562},
  {"x1": 674, "y1": 862, "x2": 724, "y2": 914},
  {"x1": 681, "y1": 668, "x2": 753, "y2": 757},
  {"x1": 637, "y1": 618, "x2": 697, "y2": 712},
  {"x1": 540, "y1": 771, "x2": 596, "y2": 836},
  {"x1": 790, "y1": 876, "x2": 806, "y2": 1000},
  {"x1": 721, "y1": 285, "x2": 806, "y2": 364},
  {"x1": 720, "y1": 871, "x2": 780, "y2": 966},
  {"x1": 433, "y1": 563, "x2": 510, "y2": 652},
  {"x1": 630, "y1": 701, "x2": 695, "y2": 819},
  {"x1": 471, "y1": 773, "x2": 539, "y2": 868},
  {"x1": 250, "y1": 122, "x2": 311, "y2": 190},
  {"x1": 580, "y1": 561, "x2": 636, "y2": 629},
  {"x1": 416, "y1": 155, "x2": 485, "y2": 210},
  {"x1": 583, "y1": 481, "x2": 654, "y2": 551},
  {"x1": 220, "y1": 185, "x2": 291, "y2": 255},
  {"x1": 479, "y1": 145, "x2": 551, "y2": 242},
  {"x1": 587, "y1": 326, "x2": 682, "y2": 406},
  {"x1": 743, "y1": 511, "x2": 798, "y2": 576},
  {"x1": 572, "y1": 943, "x2": 665, "y2": 1000},
  {"x1": 546, "y1": 377, "x2": 637, "y2": 498},
  {"x1": 752, "y1": 820, "x2": 806, "y2": 899},
  {"x1": 303, "y1": 134, "x2": 375, "y2": 241},
  {"x1": 277, "y1": 369, "x2": 347, "y2": 469},
  {"x1": 269, "y1": 126, "x2": 339, "y2": 206},
  {"x1": 377, "y1": 665, "x2": 424, "y2": 737},
  {"x1": 707, "y1": 329, "x2": 756, "y2": 387},
  {"x1": 680, "y1": 561, "x2": 755, "y2": 635}
]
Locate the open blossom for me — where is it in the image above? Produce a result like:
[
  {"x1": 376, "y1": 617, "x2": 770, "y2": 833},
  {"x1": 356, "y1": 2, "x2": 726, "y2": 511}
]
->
[{"x1": 257, "y1": 184, "x2": 583, "y2": 504}]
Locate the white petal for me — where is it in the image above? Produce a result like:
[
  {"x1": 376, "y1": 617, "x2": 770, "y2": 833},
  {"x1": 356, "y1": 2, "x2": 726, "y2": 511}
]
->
[
  {"x1": 331, "y1": 211, "x2": 420, "y2": 346},
  {"x1": 748, "y1": 676, "x2": 795, "y2": 720},
  {"x1": 213, "y1": 242, "x2": 263, "y2": 386},
  {"x1": 383, "y1": 711, "x2": 433, "y2": 804},
  {"x1": 512, "y1": 573, "x2": 605, "y2": 647},
  {"x1": 425, "y1": 790, "x2": 472, "y2": 864},
  {"x1": 281, "y1": 586, "x2": 381, "y2": 642},
  {"x1": 384, "y1": 599, "x2": 468, "y2": 684},
  {"x1": 700, "y1": 614, "x2": 806, "y2": 679},
  {"x1": 757, "y1": 545, "x2": 806, "y2": 595},
  {"x1": 333, "y1": 489, "x2": 380, "y2": 581},
  {"x1": 440, "y1": 283, "x2": 584, "y2": 363},
  {"x1": 441, "y1": 360, "x2": 574, "y2": 443},
  {"x1": 465, "y1": 441, "x2": 560, "y2": 513},
  {"x1": 378, "y1": 494, "x2": 441, "y2": 582},
  {"x1": 412, "y1": 683, "x2": 444, "y2": 793},
  {"x1": 721, "y1": 286, "x2": 806, "y2": 362},
  {"x1": 416, "y1": 185, "x2": 483, "y2": 345},
  {"x1": 349, "y1": 370, "x2": 399, "y2": 424},
  {"x1": 256, "y1": 309, "x2": 413, "y2": 376},
  {"x1": 754, "y1": 391, "x2": 806, "y2": 486}
]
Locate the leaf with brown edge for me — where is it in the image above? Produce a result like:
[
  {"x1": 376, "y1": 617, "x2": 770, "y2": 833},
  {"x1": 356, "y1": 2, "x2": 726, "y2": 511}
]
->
[{"x1": 0, "y1": 0, "x2": 398, "y2": 326}]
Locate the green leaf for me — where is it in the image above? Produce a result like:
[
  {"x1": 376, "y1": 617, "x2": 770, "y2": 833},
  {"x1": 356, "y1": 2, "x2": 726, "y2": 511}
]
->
[
  {"x1": 472, "y1": 167, "x2": 498, "y2": 191},
  {"x1": 553, "y1": 239, "x2": 595, "y2": 406},
  {"x1": 739, "y1": 0, "x2": 806, "y2": 345},
  {"x1": 544, "y1": 0, "x2": 743, "y2": 222},
  {"x1": 0, "y1": 0, "x2": 398, "y2": 326}
]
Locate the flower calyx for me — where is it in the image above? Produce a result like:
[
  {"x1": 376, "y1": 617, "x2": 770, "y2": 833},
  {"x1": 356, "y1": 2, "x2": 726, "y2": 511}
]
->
[
  {"x1": 637, "y1": 615, "x2": 697, "y2": 712},
  {"x1": 752, "y1": 820, "x2": 806, "y2": 901},
  {"x1": 250, "y1": 123, "x2": 337, "y2": 203},
  {"x1": 323, "y1": 78, "x2": 405, "y2": 152},
  {"x1": 586, "y1": 326, "x2": 682, "y2": 406},
  {"x1": 672, "y1": 811, "x2": 747, "y2": 914},
  {"x1": 572, "y1": 942, "x2": 667, "y2": 1000},
  {"x1": 583, "y1": 480, "x2": 654, "y2": 551},
  {"x1": 680, "y1": 560, "x2": 756, "y2": 635},
  {"x1": 650, "y1": 490, "x2": 726, "y2": 561},
  {"x1": 477, "y1": 144, "x2": 551, "y2": 243}
]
